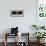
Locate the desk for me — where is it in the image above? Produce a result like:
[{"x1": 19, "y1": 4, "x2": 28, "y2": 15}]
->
[{"x1": 4, "y1": 33, "x2": 18, "y2": 46}]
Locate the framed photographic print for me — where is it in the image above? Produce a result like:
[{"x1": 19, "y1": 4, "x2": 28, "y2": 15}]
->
[
  {"x1": 10, "y1": 10, "x2": 24, "y2": 17},
  {"x1": 36, "y1": 0, "x2": 46, "y2": 26},
  {"x1": 37, "y1": 0, "x2": 46, "y2": 18}
]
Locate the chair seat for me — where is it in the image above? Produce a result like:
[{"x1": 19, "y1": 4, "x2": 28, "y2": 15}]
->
[{"x1": 6, "y1": 33, "x2": 17, "y2": 36}]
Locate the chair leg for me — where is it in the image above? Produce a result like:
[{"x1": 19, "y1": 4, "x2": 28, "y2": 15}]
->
[
  {"x1": 4, "y1": 33, "x2": 7, "y2": 46},
  {"x1": 4, "y1": 40, "x2": 7, "y2": 46}
]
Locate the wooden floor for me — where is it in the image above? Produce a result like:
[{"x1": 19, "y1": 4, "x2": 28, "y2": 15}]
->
[{"x1": 0, "y1": 42, "x2": 46, "y2": 46}]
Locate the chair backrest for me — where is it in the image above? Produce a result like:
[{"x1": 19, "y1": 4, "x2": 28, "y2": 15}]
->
[{"x1": 11, "y1": 27, "x2": 18, "y2": 34}]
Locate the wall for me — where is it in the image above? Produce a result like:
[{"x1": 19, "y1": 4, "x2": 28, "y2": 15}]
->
[{"x1": 0, "y1": 0, "x2": 36, "y2": 42}]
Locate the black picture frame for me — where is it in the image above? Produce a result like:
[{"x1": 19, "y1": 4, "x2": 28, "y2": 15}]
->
[{"x1": 10, "y1": 10, "x2": 24, "y2": 17}]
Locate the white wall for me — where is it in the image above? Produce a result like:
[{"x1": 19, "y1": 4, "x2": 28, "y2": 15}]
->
[{"x1": 0, "y1": 0, "x2": 36, "y2": 42}]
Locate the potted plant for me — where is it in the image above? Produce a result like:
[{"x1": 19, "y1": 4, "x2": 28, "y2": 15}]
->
[{"x1": 33, "y1": 32, "x2": 46, "y2": 43}]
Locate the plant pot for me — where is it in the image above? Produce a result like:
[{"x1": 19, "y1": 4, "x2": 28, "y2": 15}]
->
[
  {"x1": 37, "y1": 39, "x2": 45, "y2": 44},
  {"x1": 37, "y1": 39, "x2": 40, "y2": 46},
  {"x1": 40, "y1": 38, "x2": 45, "y2": 43},
  {"x1": 37, "y1": 39, "x2": 40, "y2": 43}
]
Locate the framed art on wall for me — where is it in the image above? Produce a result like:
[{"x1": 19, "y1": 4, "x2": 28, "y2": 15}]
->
[
  {"x1": 37, "y1": 0, "x2": 46, "y2": 18},
  {"x1": 10, "y1": 10, "x2": 24, "y2": 17},
  {"x1": 36, "y1": 0, "x2": 46, "y2": 26}
]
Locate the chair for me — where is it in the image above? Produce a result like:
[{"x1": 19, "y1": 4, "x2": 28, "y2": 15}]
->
[
  {"x1": 4, "y1": 27, "x2": 19, "y2": 46},
  {"x1": 4, "y1": 33, "x2": 18, "y2": 46},
  {"x1": 18, "y1": 33, "x2": 30, "y2": 46}
]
